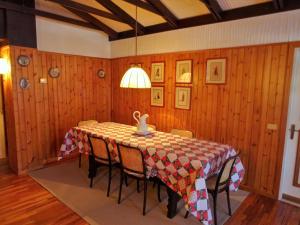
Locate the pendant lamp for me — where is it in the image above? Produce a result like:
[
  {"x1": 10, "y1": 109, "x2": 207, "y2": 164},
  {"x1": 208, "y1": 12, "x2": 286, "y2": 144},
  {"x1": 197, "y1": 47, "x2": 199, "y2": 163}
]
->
[{"x1": 120, "y1": 2, "x2": 151, "y2": 88}]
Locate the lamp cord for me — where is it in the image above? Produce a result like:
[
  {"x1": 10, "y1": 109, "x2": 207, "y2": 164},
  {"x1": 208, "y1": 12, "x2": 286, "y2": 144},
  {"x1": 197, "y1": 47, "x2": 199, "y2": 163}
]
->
[{"x1": 135, "y1": 1, "x2": 137, "y2": 57}]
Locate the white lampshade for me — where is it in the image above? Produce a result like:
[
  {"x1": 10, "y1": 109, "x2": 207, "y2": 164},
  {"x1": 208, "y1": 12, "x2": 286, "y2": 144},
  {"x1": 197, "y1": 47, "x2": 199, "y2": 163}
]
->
[
  {"x1": 0, "y1": 58, "x2": 9, "y2": 74},
  {"x1": 120, "y1": 66, "x2": 151, "y2": 88}
]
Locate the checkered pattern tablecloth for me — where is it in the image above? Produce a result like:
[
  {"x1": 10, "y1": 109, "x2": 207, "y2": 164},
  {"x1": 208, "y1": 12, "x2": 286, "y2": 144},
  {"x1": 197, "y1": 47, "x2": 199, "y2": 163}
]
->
[{"x1": 60, "y1": 122, "x2": 245, "y2": 225}]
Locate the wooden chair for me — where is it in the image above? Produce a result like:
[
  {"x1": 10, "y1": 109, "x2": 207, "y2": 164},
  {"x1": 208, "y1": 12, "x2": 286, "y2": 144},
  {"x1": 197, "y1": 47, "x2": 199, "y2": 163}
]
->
[
  {"x1": 88, "y1": 135, "x2": 118, "y2": 197},
  {"x1": 148, "y1": 124, "x2": 156, "y2": 131},
  {"x1": 184, "y1": 152, "x2": 240, "y2": 225},
  {"x1": 77, "y1": 120, "x2": 98, "y2": 168},
  {"x1": 171, "y1": 129, "x2": 193, "y2": 138},
  {"x1": 117, "y1": 144, "x2": 161, "y2": 215}
]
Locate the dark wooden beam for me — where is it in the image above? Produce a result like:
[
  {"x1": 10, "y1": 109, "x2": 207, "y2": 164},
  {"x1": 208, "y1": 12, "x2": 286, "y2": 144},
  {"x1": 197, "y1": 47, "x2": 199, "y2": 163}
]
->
[
  {"x1": 111, "y1": 1, "x2": 300, "y2": 41},
  {"x1": 146, "y1": 0, "x2": 178, "y2": 28},
  {"x1": 272, "y1": 0, "x2": 285, "y2": 10},
  {"x1": 200, "y1": 0, "x2": 222, "y2": 21},
  {"x1": 47, "y1": 0, "x2": 124, "y2": 23},
  {"x1": 0, "y1": 0, "x2": 101, "y2": 31},
  {"x1": 123, "y1": 0, "x2": 160, "y2": 15},
  {"x1": 64, "y1": 6, "x2": 118, "y2": 39},
  {"x1": 95, "y1": 0, "x2": 144, "y2": 35}
]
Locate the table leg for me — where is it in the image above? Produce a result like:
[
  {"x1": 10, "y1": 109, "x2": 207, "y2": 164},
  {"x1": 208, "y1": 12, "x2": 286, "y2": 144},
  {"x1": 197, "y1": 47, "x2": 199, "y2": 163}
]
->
[{"x1": 166, "y1": 186, "x2": 180, "y2": 218}]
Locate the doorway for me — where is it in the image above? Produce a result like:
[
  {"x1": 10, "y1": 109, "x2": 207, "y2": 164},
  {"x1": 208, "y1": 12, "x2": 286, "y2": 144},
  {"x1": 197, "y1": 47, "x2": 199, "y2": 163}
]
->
[{"x1": 280, "y1": 46, "x2": 300, "y2": 206}]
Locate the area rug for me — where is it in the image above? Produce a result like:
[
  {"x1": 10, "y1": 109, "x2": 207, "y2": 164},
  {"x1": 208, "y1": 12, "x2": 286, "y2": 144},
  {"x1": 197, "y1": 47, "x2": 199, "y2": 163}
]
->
[{"x1": 29, "y1": 161, "x2": 248, "y2": 225}]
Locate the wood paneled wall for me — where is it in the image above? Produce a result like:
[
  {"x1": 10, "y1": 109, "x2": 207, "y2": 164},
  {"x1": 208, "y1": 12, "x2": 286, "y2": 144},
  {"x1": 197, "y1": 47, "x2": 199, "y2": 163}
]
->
[
  {"x1": 1, "y1": 45, "x2": 111, "y2": 174},
  {"x1": 111, "y1": 43, "x2": 291, "y2": 198}
]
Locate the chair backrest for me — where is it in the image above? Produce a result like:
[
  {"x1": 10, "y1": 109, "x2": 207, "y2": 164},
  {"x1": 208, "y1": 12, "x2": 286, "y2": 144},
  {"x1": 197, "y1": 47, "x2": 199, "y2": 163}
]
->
[
  {"x1": 215, "y1": 151, "x2": 240, "y2": 191},
  {"x1": 148, "y1": 124, "x2": 156, "y2": 131},
  {"x1": 78, "y1": 120, "x2": 98, "y2": 127},
  {"x1": 117, "y1": 144, "x2": 145, "y2": 176},
  {"x1": 171, "y1": 129, "x2": 193, "y2": 138},
  {"x1": 88, "y1": 135, "x2": 110, "y2": 162}
]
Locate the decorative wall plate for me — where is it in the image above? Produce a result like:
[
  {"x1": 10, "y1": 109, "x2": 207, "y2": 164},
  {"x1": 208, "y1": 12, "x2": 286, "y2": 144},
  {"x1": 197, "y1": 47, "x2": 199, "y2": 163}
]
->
[
  {"x1": 97, "y1": 69, "x2": 105, "y2": 78},
  {"x1": 48, "y1": 67, "x2": 60, "y2": 78},
  {"x1": 19, "y1": 77, "x2": 30, "y2": 89},
  {"x1": 17, "y1": 55, "x2": 30, "y2": 66}
]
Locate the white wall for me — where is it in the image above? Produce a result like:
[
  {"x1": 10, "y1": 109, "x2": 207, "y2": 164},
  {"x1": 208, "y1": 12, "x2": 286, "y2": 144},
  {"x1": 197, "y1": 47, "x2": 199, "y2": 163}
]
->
[
  {"x1": 36, "y1": 17, "x2": 111, "y2": 58},
  {"x1": 111, "y1": 9, "x2": 300, "y2": 58}
]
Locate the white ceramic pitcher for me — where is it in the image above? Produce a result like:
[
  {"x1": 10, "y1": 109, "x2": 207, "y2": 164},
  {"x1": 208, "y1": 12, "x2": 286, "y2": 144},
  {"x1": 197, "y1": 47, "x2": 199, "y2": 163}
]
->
[{"x1": 133, "y1": 111, "x2": 149, "y2": 132}]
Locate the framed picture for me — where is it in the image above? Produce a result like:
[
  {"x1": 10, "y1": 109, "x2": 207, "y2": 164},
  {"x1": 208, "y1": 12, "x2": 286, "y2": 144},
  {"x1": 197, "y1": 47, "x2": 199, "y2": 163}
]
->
[
  {"x1": 176, "y1": 60, "x2": 192, "y2": 83},
  {"x1": 151, "y1": 86, "x2": 164, "y2": 107},
  {"x1": 151, "y1": 62, "x2": 164, "y2": 83},
  {"x1": 175, "y1": 87, "x2": 191, "y2": 110},
  {"x1": 206, "y1": 58, "x2": 226, "y2": 84}
]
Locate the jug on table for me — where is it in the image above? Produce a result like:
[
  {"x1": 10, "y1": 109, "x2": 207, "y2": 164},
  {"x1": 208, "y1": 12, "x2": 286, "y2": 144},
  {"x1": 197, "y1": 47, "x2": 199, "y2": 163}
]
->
[{"x1": 133, "y1": 111, "x2": 149, "y2": 132}]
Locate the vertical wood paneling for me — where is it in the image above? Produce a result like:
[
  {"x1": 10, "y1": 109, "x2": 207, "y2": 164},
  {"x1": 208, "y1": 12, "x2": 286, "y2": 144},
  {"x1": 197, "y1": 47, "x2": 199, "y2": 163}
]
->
[
  {"x1": 111, "y1": 43, "x2": 290, "y2": 198},
  {"x1": 2, "y1": 46, "x2": 111, "y2": 174}
]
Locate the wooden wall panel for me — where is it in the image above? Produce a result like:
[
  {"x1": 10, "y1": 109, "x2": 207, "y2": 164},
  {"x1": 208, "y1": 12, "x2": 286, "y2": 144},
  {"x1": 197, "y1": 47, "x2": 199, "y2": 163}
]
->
[
  {"x1": 111, "y1": 43, "x2": 290, "y2": 198},
  {"x1": 3, "y1": 46, "x2": 111, "y2": 174}
]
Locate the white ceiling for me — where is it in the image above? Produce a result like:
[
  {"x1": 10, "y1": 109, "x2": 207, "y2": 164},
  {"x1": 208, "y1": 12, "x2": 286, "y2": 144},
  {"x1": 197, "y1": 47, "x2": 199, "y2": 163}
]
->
[{"x1": 36, "y1": 0, "x2": 273, "y2": 33}]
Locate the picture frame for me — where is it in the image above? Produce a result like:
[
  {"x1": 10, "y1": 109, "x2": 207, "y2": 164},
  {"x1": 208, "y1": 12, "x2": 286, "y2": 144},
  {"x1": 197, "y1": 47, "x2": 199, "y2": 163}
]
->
[
  {"x1": 206, "y1": 58, "x2": 226, "y2": 84},
  {"x1": 175, "y1": 87, "x2": 191, "y2": 110},
  {"x1": 151, "y1": 62, "x2": 164, "y2": 83},
  {"x1": 176, "y1": 60, "x2": 192, "y2": 83},
  {"x1": 151, "y1": 86, "x2": 164, "y2": 107}
]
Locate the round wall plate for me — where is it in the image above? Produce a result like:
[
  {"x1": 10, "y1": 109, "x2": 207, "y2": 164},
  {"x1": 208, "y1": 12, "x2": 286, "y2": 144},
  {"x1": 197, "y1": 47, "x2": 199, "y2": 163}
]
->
[
  {"x1": 19, "y1": 77, "x2": 30, "y2": 89},
  {"x1": 97, "y1": 69, "x2": 105, "y2": 78},
  {"x1": 17, "y1": 55, "x2": 30, "y2": 66},
  {"x1": 48, "y1": 67, "x2": 60, "y2": 78}
]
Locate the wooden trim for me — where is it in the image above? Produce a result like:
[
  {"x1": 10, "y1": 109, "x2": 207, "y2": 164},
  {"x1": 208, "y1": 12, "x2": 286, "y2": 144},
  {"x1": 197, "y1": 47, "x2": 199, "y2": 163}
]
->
[
  {"x1": 111, "y1": 1, "x2": 300, "y2": 41},
  {"x1": 0, "y1": 0, "x2": 100, "y2": 31},
  {"x1": 95, "y1": 0, "x2": 145, "y2": 35},
  {"x1": 146, "y1": 0, "x2": 178, "y2": 28},
  {"x1": 282, "y1": 193, "x2": 300, "y2": 205},
  {"x1": 293, "y1": 131, "x2": 300, "y2": 187},
  {"x1": 48, "y1": 0, "x2": 124, "y2": 23}
]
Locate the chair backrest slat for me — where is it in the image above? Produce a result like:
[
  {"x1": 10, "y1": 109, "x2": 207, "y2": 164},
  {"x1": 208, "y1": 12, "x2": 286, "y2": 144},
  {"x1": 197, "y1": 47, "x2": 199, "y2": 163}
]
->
[
  {"x1": 118, "y1": 145, "x2": 145, "y2": 175},
  {"x1": 171, "y1": 129, "x2": 193, "y2": 138},
  {"x1": 88, "y1": 136, "x2": 110, "y2": 161},
  {"x1": 215, "y1": 151, "x2": 240, "y2": 191},
  {"x1": 78, "y1": 120, "x2": 98, "y2": 127}
]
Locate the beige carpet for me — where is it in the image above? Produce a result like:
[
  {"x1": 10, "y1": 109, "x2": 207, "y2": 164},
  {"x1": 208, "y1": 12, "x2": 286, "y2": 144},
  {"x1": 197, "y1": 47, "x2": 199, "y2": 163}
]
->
[{"x1": 29, "y1": 161, "x2": 248, "y2": 225}]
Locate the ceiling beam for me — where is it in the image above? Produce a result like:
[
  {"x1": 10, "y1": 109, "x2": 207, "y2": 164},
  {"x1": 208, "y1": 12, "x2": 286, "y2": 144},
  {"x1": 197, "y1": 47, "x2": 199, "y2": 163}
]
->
[
  {"x1": 200, "y1": 0, "x2": 222, "y2": 21},
  {"x1": 47, "y1": 0, "x2": 124, "y2": 23},
  {"x1": 272, "y1": 0, "x2": 285, "y2": 10},
  {"x1": 112, "y1": 1, "x2": 300, "y2": 41},
  {"x1": 64, "y1": 6, "x2": 118, "y2": 39},
  {"x1": 95, "y1": 0, "x2": 144, "y2": 35},
  {"x1": 146, "y1": 0, "x2": 178, "y2": 28},
  {"x1": 0, "y1": 0, "x2": 100, "y2": 31},
  {"x1": 123, "y1": 0, "x2": 160, "y2": 15}
]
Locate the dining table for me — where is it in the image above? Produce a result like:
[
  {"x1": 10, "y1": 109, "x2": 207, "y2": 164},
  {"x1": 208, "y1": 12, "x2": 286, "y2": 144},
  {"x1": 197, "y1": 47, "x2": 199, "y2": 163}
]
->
[{"x1": 60, "y1": 122, "x2": 245, "y2": 225}]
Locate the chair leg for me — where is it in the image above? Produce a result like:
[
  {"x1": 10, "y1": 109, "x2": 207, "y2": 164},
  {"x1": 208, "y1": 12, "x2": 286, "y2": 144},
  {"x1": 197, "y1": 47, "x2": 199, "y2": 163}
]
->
[
  {"x1": 226, "y1": 189, "x2": 232, "y2": 216},
  {"x1": 137, "y1": 180, "x2": 140, "y2": 193},
  {"x1": 107, "y1": 165, "x2": 112, "y2": 197},
  {"x1": 213, "y1": 195, "x2": 218, "y2": 225},
  {"x1": 90, "y1": 176, "x2": 94, "y2": 188},
  {"x1": 184, "y1": 211, "x2": 189, "y2": 219},
  {"x1": 79, "y1": 153, "x2": 82, "y2": 168},
  {"x1": 157, "y1": 182, "x2": 161, "y2": 202},
  {"x1": 118, "y1": 170, "x2": 123, "y2": 204},
  {"x1": 125, "y1": 175, "x2": 128, "y2": 187},
  {"x1": 90, "y1": 159, "x2": 96, "y2": 188},
  {"x1": 143, "y1": 179, "x2": 148, "y2": 216}
]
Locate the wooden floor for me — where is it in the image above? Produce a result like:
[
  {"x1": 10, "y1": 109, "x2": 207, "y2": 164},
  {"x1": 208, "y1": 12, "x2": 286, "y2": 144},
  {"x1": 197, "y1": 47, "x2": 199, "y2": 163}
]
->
[{"x1": 0, "y1": 167, "x2": 299, "y2": 225}]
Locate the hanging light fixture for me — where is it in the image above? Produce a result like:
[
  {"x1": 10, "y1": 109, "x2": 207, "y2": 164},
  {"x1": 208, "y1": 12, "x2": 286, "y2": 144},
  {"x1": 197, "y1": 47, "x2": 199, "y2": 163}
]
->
[
  {"x1": 0, "y1": 58, "x2": 9, "y2": 75},
  {"x1": 120, "y1": 2, "x2": 151, "y2": 89}
]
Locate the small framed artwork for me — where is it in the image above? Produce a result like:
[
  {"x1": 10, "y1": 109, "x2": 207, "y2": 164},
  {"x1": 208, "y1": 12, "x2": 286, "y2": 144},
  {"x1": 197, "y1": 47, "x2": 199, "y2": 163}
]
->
[
  {"x1": 151, "y1": 86, "x2": 164, "y2": 107},
  {"x1": 175, "y1": 87, "x2": 191, "y2": 110},
  {"x1": 176, "y1": 60, "x2": 192, "y2": 83},
  {"x1": 151, "y1": 62, "x2": 164, "y2": 83},
  {"x1": 206, "y1": 58, "x2": 226, "y2": 84}
]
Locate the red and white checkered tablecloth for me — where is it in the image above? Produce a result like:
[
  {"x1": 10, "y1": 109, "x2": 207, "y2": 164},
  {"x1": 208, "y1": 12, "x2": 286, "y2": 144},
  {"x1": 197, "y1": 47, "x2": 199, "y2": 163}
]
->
[{"x1": 60, "y1": 122, "x2": 245, "y2": 225}]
